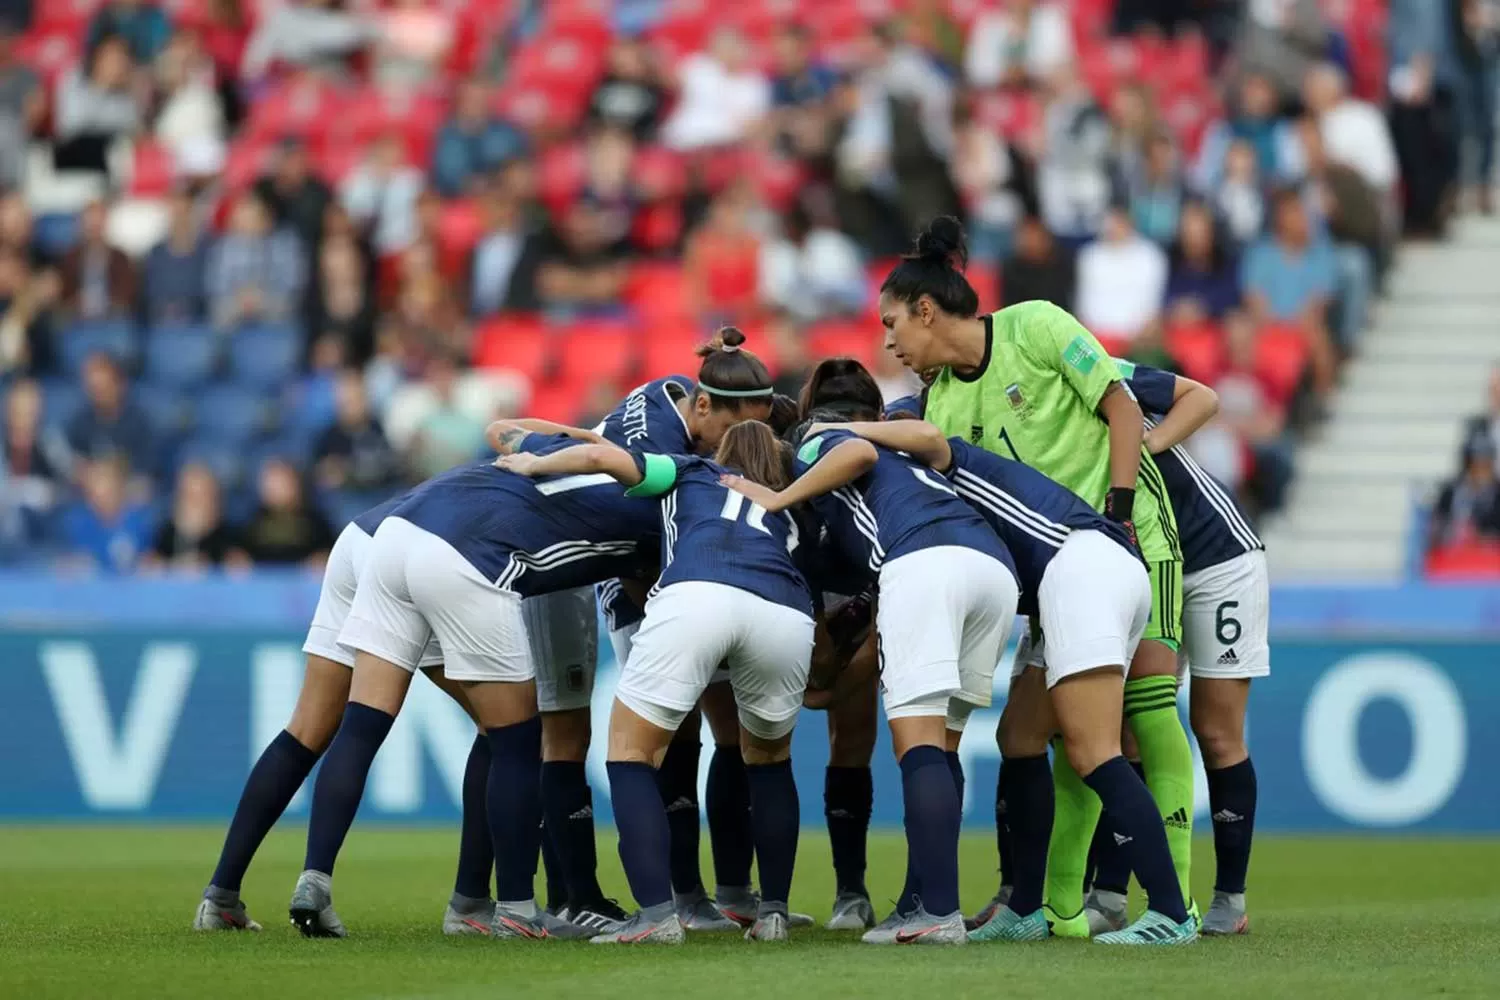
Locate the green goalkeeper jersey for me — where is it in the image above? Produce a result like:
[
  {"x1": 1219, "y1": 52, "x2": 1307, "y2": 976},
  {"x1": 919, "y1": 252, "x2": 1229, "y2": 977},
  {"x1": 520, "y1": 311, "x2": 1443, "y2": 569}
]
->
[{"x1": 923, "y1": 300, "x2": 1182, "y2": 566}]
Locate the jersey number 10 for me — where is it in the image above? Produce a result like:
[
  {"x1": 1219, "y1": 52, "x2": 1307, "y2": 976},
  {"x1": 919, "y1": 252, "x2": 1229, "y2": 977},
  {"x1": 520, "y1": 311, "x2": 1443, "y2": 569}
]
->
[{"x1": 720, "y1": 490, "x2": 800, "y2": 553}]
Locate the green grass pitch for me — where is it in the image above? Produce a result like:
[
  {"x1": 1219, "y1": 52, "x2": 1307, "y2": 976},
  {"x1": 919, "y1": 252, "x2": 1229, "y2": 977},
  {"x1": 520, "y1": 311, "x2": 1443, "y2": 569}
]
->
[{"x1": 1, "y1": 827, "x2": 1497, "y2": 999}]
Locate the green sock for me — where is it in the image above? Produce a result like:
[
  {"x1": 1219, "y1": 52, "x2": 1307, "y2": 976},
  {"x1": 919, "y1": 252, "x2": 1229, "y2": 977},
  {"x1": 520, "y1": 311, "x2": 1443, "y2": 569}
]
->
[
  {"x1": 1124, "y1": 675, "x2": 1195, "y2": 900},
  {"x1": 1042, "y1": 738, "x2": 1100, "y2": 919}
]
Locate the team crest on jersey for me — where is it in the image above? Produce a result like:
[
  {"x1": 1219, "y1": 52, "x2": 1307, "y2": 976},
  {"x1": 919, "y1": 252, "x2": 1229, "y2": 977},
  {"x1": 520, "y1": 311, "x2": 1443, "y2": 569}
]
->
[{"x1": 1005, "y1": 383, "x2": 1026, "y2": 410}]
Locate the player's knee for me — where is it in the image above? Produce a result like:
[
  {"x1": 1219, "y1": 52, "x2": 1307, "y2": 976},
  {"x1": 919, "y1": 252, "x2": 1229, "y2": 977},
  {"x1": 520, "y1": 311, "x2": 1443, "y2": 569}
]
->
[
  {"x1": 1191, "y1": 713, "x2": 1247, "y2": 769},
  {"x1": 998, "y1": 704, "x2": 1049, "y2": 758},
  {"x1": 1063, "y1": 735, "x2": 1117, "y2": 779},
  {"x1": 284, "y1": 706, "x2": 341, "y2": 753},
  {"x1": 541, "y1": 707, "x2": 591, "y2": 762},
  {"x1": 738, "y1": 711, "x2": 794, "y2": 761}
]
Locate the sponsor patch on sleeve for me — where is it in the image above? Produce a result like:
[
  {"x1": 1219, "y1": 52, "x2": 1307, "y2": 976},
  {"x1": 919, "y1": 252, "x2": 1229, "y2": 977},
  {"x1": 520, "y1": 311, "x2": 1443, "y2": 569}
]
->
[
  {"x1": 797, "y1": 435, "x2": 825, "y2": 465},
  {"x1": 1063, "y1": 335, "x2": 1099, "y2": 374}
]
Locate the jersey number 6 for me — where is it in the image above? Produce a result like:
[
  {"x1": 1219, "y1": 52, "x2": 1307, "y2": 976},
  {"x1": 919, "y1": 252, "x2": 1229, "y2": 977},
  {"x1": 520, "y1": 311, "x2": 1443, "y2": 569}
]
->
[{"x1": 720, "y1": 490, "x2": 800, "y2": 553}]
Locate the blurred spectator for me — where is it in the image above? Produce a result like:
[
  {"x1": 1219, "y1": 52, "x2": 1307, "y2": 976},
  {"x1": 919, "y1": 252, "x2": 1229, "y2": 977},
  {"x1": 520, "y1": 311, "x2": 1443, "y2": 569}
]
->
[
  {"x1": 0, "y1": 249, "x2": 55, "y2": 374},
  {"x1": 1109, "y1": 82, "x2": 1159, "y2": 192},
  {"x1": 0, "y1": 26, "x2": 42, "y2": 189},
  {"x1": 403, "y1": 353, "x2": 486, "y2": 479},
  {"x1": 141, "y1": 461, "x2": 233, "y2": 572},
  {"x1": 1241, "y1": 187, "x2": 1338, "y2": 394},
  {"x1": 153, "y1": 29, "x2": 225, "y2": 155},
  {"x1": 206, "y1": 191, "x2": 307, "y2": 329},
  {"x1": 581, "y1": 127, "x2": 639, "y2": 249},
  {"x1": 662, "y1": 29, "x2": 771, "y2": 151},
  {"x1": 87, "y1": 0, "x2": 172, "y2": 65},
  {"x1": 769, "y1": 321, "x2": 813, "y2": 398},
  {"x1": 1297, "y1": 115, "x2": 1384, "y2": 307},
  {"x1": 241, "y1": 0, "x2": 373, "y2": 83},
  {"x1": 314, "y1": 369, "x2": 398, "y2": 491},
  {"x1": 587, "y1": 37, "x2": 667, "y2": 142},
  {"x1": 770, "y1": 24, "x2": 839, "y2": 111},
  {"x1": 1387, "y1": 0, "x2": 1459, "y2": 235},
  {"x1": 54, "y1": 33, "x2": 142, "y2": 174},
  {"x1": 1034, "y1": 69, "x2": 1115, "y2": 244},
  {"x1": 1075, "y1": 206, "x2": 1167, "y2": 346},
  {"x1": 1235, "y1": 0, "x2": 1329, "y2": 106},
  {"x1": 759, "y1": 198, "x2": 866, "y2": 324},
  {"x1": 1215, "y1": 311, "x2": 1295, "y2": 511},
  {"x1": 1000, "y1": 214, "x2": 1075, "y2": 310},
  {"x1": 1165, "y1": 200, "x2": 1241, "y2": 326},
  {"x1": 1193, "y1": 71, "x2": 1301, "y2": 190},
  {"x1": 536, "y1": 198, "x2": 630, "y2": 319},
  {"x1": 1429, "y1": 436, "x2": 1500, "y2": 550},
  {"x1": 951, "y1": 94, "x2": 1028, "y2": 263},
  {"x1": 0, "y1": 191, "x2": 40, "y2": 265},
  {"x1": 467, "y1": 180, "x2": 544, "y2": 316},
  {"x1": 58, "y1": 457, "x2": 153, "y2": 574},
  {"x1": 964, "y1": 0, "x2": 1074, "y2": 90},
  {"x1": 2, "y1": 379, "x2": 64, "y2": 535},
  {"x1": 905, "y1": 0, "x2": 965, "y2": 71},
  {"x1": 684, "y1": 183, "x2": 761, "y2": 325},
  {"x1": 1215, "y1": 139, "x2": 1268, "y2": 248},
  {"x1": 255, "y1": 138, "x2": 331, "y2": 254},
  {"x1": 306, "y1": 233, "x2": 376, "y2": 365},
  {"x1": 58, "y1": 200, "x2": 137, "y2": 322},
  {"x1": 1462, "y1": 365, "x2": 1500, "y2": 455},
  {"x1": 65, "y1": 353, "x2": 153, "y2": 482},
  {"x1": 1302, "y1": 63, "x2": 1399, "y2": 198},
  {"x1": 342, "y1": 133, "x2": 424, "y2": 256},
  {"x1": 373, "y1": 0, "x2": 451, "y2": 87},
  {"x1": 1451, "y1": 0, "x2": 1498, "y2": 214},
  {"x1": 143, "y1": 187, "x2": 210, "y2": 324},
  {"x1": 199, "y1": 0, "x2": 250, "y2": 101},
  {"x1": 432, "y1": 77, "x2": 527, "y2": 198},
  {"x1": 872, "y1": 345, "x2": 921, "y2": 403},
  {"x1": 229, "y1": 458, "x2": 335, "y2": 567},
  {"x1": 1129, "y1": 129, "x2": 1189, "y2": 247},
  {"x1": 572, "y1": 379, "x2": 620, "y2": 429}
]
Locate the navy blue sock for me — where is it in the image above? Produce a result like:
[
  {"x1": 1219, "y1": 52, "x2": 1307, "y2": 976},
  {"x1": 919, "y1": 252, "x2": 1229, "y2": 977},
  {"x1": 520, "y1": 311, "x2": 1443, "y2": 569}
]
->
[
  {"x1": 656, "y1": 735, "x2": 703, "y2": 895},
  {"x1": 609, "y1": 761, "x2": 673, "y2": 909},
  {"x1": 900, "y1": 745, "x2": 962, "y2": 916},
  {"x1": 541, "y1": 760, "x2": 605, "y2": 909},
  {"x1": 1206, "y1": 757, "x2": 1257, "y2": 894},
  {"x1": 707, "y1": 744, "x2": 753, "y2": 890},
  {"x1": 895, "y1": 852, "x2": 920, "y2": 916},
  {"x1": 211, "y1": 729, "x2": 320, "y2": 892},
  {"x1": 453, "y1": 733, "x2": 493, "y2": 900},
  {"x1": 824, "y1": 766, "x2": 872, "y2": 897},
  {"x1": 1003, "y1": 754, "x2": 1054, "y2": 915},
  {"x1": 1088, "y1": 759, "x2": 1144, "y2": 895},
  {"x1": 745, "y1": 760, "x2": 799, "y2": 908},
  {"x1": 1083, "y1": 756, "x2": 1188, "y2": 923},
  {"x1": 540, "y1": 817, "x2": 567, "y2": 910},
  {"x1": 995, "y1": 759, "x2": 1014, "y2": 889},
  {"x1": 486, "y1": 717, "x2": 542, "y2": 904},
  {"x1": 303, "y1": 704, "x2": 394, "y2": 876}
]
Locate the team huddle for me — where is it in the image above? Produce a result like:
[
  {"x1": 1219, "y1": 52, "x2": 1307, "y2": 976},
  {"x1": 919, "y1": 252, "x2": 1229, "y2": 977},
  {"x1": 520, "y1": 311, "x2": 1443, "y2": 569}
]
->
[{"x1": 191, "y1": 217, "x2": 1268, "y2": 948}]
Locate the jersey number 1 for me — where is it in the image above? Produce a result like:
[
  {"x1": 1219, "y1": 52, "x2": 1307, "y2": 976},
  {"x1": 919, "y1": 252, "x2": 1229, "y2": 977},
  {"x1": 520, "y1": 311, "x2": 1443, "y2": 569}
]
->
[
  {"x1": 720, "y1": 491, "x2": 799, "y2": 553},
  {"x1": 997, "y1": 428, "x2": 1022, "y2": 462}
]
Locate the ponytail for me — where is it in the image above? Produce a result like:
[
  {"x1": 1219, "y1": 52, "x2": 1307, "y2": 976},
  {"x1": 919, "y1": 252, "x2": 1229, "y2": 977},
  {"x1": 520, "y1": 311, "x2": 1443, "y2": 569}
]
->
[
  {"x1": 797, "y1": 357, "x2": 883, "y2": 422},
  {"x1": 879, "y1": 215, "x2": 980, "y2": 317},
  {"x1": 694, "y1": 326, "x2": 774, "y2": 411},
  {"x1": 715, "y1": 420, "x2": 791, "y2": 491}
]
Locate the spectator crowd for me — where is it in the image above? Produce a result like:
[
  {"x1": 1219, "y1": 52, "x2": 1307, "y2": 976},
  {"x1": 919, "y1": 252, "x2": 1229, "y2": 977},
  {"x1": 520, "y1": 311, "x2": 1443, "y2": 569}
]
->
[{"x1": 0, "y1": 0, "x2": 1494, "y2": 575}]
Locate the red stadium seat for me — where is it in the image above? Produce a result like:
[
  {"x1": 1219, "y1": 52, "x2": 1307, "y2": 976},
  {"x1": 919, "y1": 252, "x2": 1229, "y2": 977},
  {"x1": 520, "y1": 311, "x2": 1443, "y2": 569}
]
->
[
  {"x1": 473, "y1": 314, "x2": 553, "y2": 381},
  {"x1": 536, "y1": 143, "x2": 588, "y2": 217},
  {"x1": 339, "y1": 87, "x2": 446, "y2": 164},
  {"x1": 437, "y1": 199, "x2": 486, "y2": 261},
  {"x1": 1425, "y1": 542, "x2": 1500, "y2": 580},
  {"x1": 1165, "y1": 322, "x2": 1227, "y2": 384},
  {"x1": 32, "y1": 0, "x2": 100, "y2": 35},
  {"x1": 638, "y1": 322, "x2": 707, "y2": 380},
  {"x1": 807, "y1": 320, "x2": 880, "y2": 367},
  {"x1": 223, "y1": 137, "x2": 275, "y2": 193},
  {"x1": 246, "y1": 77, "x2": 343, "y2": 147},
  {"x1": 526, "y1": 382, "x2": 583, "y2": 422},
  {"x1": 630, "y1": 201, "x2": 685, "y2": 255},
  {"x1": 556, "y1": 320, "x2": 639, "y2": 384},
  {"x1": 130, "y1": 141, "x2": 176, "y2": 197},
  {"x1": 15, "y1": 32, "x2": 81, "y2": 86},
  {"x1": 633, "y1": 146, "x2": 689, "y2": 201},
  {"x1": 625, "y1": 262, "x2": 692, "y2": 325},
  {"x1": 1254, "y1": 323, "x2": 1310, "y2": 405}
]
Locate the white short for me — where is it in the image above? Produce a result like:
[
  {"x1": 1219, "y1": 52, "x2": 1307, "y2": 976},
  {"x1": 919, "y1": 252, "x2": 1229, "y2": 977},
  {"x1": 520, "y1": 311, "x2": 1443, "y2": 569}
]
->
[
  {"x1": 1011, "y1": 529, "x2": 1152, "y2": 688},
  {"x1": 1179, "y1": 549, "x2": 1271, "y2": 681},
  {"x1": 617, "y1": 581, "x2": 814, "y2": 741},
  {"x1": 303, "y1": 523, "x2": 441, "y2": 669},
  {"x1": 607, "y1": 622, "x2": 639, "y2": 670},
  {"x1": 876, "y1": 546, "x2": 1018, "y2": 719},
  {"x1": 338, "y1": 517, "x2": 533, "y2": 683},
  {"x1": 526, "y1": 586, "x2": 599, "y2": 712}
]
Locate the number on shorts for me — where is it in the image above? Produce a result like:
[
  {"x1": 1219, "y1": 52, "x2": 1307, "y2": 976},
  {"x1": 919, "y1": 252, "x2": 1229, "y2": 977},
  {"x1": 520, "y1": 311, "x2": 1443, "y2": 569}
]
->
[
  {"x1": 1215, "y1": 600, "x2": 1241, "y2": 645},
  {"x1": 721, "y1": 490, "x2": 799, "y2": 553},
  {"x1": 911, "y1": 467, "x2": 958, "y2": 496},
  {"x1": 998, "y1": 427, "x2": 1022, "y2": 462}
]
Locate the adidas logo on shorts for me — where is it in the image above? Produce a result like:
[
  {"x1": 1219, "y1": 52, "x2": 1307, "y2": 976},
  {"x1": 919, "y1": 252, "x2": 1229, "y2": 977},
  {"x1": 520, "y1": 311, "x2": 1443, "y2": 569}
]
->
[
  {"x1": 1217, "y1": 648, "x2": 1240, "y2": 666},
  {"x1": 1163, "y1": 807, "x2": 1191, "y2": 830}
]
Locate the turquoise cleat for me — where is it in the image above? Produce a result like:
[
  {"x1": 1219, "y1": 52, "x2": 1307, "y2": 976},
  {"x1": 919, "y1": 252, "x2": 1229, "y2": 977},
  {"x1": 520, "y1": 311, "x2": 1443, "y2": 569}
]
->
[
  {"x1": 1094, "y1": 909, "x2": 1198, "y2": 946},
  {"x1": 967, "y1": 905, "x2": 1050, "y2": 943}
]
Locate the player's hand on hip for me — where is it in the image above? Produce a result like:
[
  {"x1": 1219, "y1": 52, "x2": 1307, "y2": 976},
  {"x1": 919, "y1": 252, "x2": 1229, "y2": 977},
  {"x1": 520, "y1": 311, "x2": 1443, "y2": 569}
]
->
[
  {"x1": 495, "y1": 453, "x2": 543, "y2": 476},
  {"x1": 720, "y1": 474, "x2": 783, "y2": 511}
]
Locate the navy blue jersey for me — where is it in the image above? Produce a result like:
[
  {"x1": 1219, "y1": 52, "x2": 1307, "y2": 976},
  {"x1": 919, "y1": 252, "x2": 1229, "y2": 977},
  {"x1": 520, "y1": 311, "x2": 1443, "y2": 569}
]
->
[
  {"x1": 630, "y1": 453, "x2": 812, "y2": 615},
  {"x1": 593, "y1": 375, "x2": 695, "y2": 630},
  {"x1": 387, "y1": 435, "x2": 658, "y2": 596},
  {"x1": 1119, "y1": 361, "x2": 1264, "y2": 575},
  {"x1": 794, "y1": 428, "x2": 1016, "y2": 581},
  {"x1": 946, "y1": 438, "x2": 1140, "y2": 616},
  {"x1": 352, "y1": 493, "x2": 404, "y2": 535},
  {"x1": 884, "y1": 394, "x2": 923, "y2": 419}
]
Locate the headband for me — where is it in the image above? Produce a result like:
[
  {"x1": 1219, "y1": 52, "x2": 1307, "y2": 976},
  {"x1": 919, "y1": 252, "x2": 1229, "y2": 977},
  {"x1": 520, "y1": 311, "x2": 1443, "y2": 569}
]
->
[{"x1": 699, "y1": 383, "x2": 775, "y2": 398}]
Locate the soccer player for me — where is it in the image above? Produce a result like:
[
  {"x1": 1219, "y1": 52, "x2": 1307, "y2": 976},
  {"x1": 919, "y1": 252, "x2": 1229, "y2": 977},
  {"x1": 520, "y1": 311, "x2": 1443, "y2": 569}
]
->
[
  {"x1": 1080, "y1": 361, "x2": 1265, "y2": 936},
  {"x1": 825, "y1": 415, "x2": 1197, "y2": 946},
  {"x1": 498, "y1": 421, "x2": 813, "y2": 944},
  {"x1": 726, "y1": 359, "x2": 1020, "y2": 946},
  {"x1": 878, "y1": 217, "x2": 1198, "y2": 937},
  {"x1": 286, "y1": 433, "x2": 658, "y2": 939}
]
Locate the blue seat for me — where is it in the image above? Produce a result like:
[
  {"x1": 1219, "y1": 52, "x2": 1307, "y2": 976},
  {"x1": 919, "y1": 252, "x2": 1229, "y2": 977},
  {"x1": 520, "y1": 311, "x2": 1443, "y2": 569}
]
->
[
  {"x1": 38, "y1": 378, "x2": 84, "y2": 431},
  {"x1": 194, "y1": 383, "x2": 272, "y2": 446},
  {"x1": 143, "y1": 323, "x2": 218, "y2": 390},
  {"x1": 175, "y1": 434, "x2": 247, "y2": 492},
  {"x1": 33, "y1": 213, "x2": 80, "y2": 258},
  {"x1": 228, "y1": 323, "x2": 301, "y2": 391},
  {"x1": 59, "y1": 319, "x2": 136, "y2": 377}
]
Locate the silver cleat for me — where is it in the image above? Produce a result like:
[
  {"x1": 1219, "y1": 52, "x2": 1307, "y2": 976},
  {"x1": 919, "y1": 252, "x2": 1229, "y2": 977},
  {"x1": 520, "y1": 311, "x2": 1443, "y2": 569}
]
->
[
  {"x1": 826, "y1": 891, "x2": 877, "y2": 930},
  {"x1": 591, "y1": 909, "x2": 687, "y2": 944},
  {"x1": 289, "y1": 870, "x2": 347, "y2": 938},
  {"x1": 442, "y1": 896, "x2": 496, "y2": 936},
  {"x1": 889, "y1": 906, "x2": 967, "y2": 946},
  {"x1": 861, "y1": 907, "x2": 910, "y2": 944},
  {"x1": 193, "y1": 890, "x2": 263, "y2": 932},
  {"x1": 1084, "y1": 888, "x2": 1129, "y2": 935},
  {"x1": 744, "y1": 911, "x2": 789, "y2": 942},
  {"x1": 675, "y1": 888, "x2": 739, "y2": 932},
  {"x1": 1201, "y1": 890, "x2": 1249, "y2": 936}
]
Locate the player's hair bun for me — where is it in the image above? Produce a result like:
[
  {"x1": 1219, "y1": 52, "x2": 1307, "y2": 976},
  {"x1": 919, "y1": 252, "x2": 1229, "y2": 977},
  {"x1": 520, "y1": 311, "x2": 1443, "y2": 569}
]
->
[
  {"x1": 697, "y1": 326, "x2": 747, "y2": 357},
  {"x1": 911, "y1": 215, "x2": 969, "y2": 273}
]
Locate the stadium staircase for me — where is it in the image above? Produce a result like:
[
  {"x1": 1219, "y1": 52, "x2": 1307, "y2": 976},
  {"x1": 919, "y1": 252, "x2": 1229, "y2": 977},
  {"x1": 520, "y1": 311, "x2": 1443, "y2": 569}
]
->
[{"x1": 1261, "y1": 215, "x2": 1500, "y2": 581}]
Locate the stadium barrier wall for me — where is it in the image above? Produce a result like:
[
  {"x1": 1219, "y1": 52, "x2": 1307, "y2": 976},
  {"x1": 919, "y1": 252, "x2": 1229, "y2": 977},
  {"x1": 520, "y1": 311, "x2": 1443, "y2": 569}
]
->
[{"x1": 1, "y1": 575, "x2": 1497, "y2": 832}]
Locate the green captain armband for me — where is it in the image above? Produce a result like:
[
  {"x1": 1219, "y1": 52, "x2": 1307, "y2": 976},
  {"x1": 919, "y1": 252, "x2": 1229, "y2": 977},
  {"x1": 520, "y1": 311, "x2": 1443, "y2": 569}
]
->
[{"x1": 625, "y1": 452, "x2": 679, "y2": 498}]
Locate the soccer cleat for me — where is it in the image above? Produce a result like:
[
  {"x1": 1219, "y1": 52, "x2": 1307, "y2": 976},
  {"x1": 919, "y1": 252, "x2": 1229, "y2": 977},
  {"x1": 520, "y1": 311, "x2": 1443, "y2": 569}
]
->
[
  {"x1": 442, "y1": 896, "x2": 496, "y2": 936},
  {"x1": 569, "y1": 899, "x2": 629, "y2": 936},
  {"x1": 675, "y1": 888, "x2": 739, "y2": 932},
  {"x1": 193, "y1": 889, "x2": 263, "y2": 932},
  {"x1": 965, "y1": 885, "x2": 1012, "y2": 931},
  {"x1": 1084, "y1": 888, "x2": 1128, "y2": 935},
  {"x1": 1094, "y1": 909, "x2": 1198, "y2": 946},
  {"x1": 743, "y1": 911, "x2": 789, "y2": 942},
  {"x1": 890, "y1": 906, "x2": 967, "y2": 946},
  {"x1": 1042, "y1": 902, "x2": 1091, "y2": 939},
  {"x1": 490, "y1": 904, "x2": 595, "y2": 940},
  {"x1": 860, "y1": 908, "x2": 909, "y2": 944},
  {"x1": 715, "y1": 887, "x2": 813, "y2": 928},
  {"x1": 591, "y1": 909, "x2": 686, "y2": 945},
  {"x1": 826, "y1": 891, "x2": 877, "y2": 930},
  {"x1": 288, "y1": 870, "x2": 346, "y2": 938},
  {"x1": 1201, "y1": 891, "x2": 1249, "y2": 936},
  {"x1": 966, "y1": 905, "x2": 1049, "y2": 943}
]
